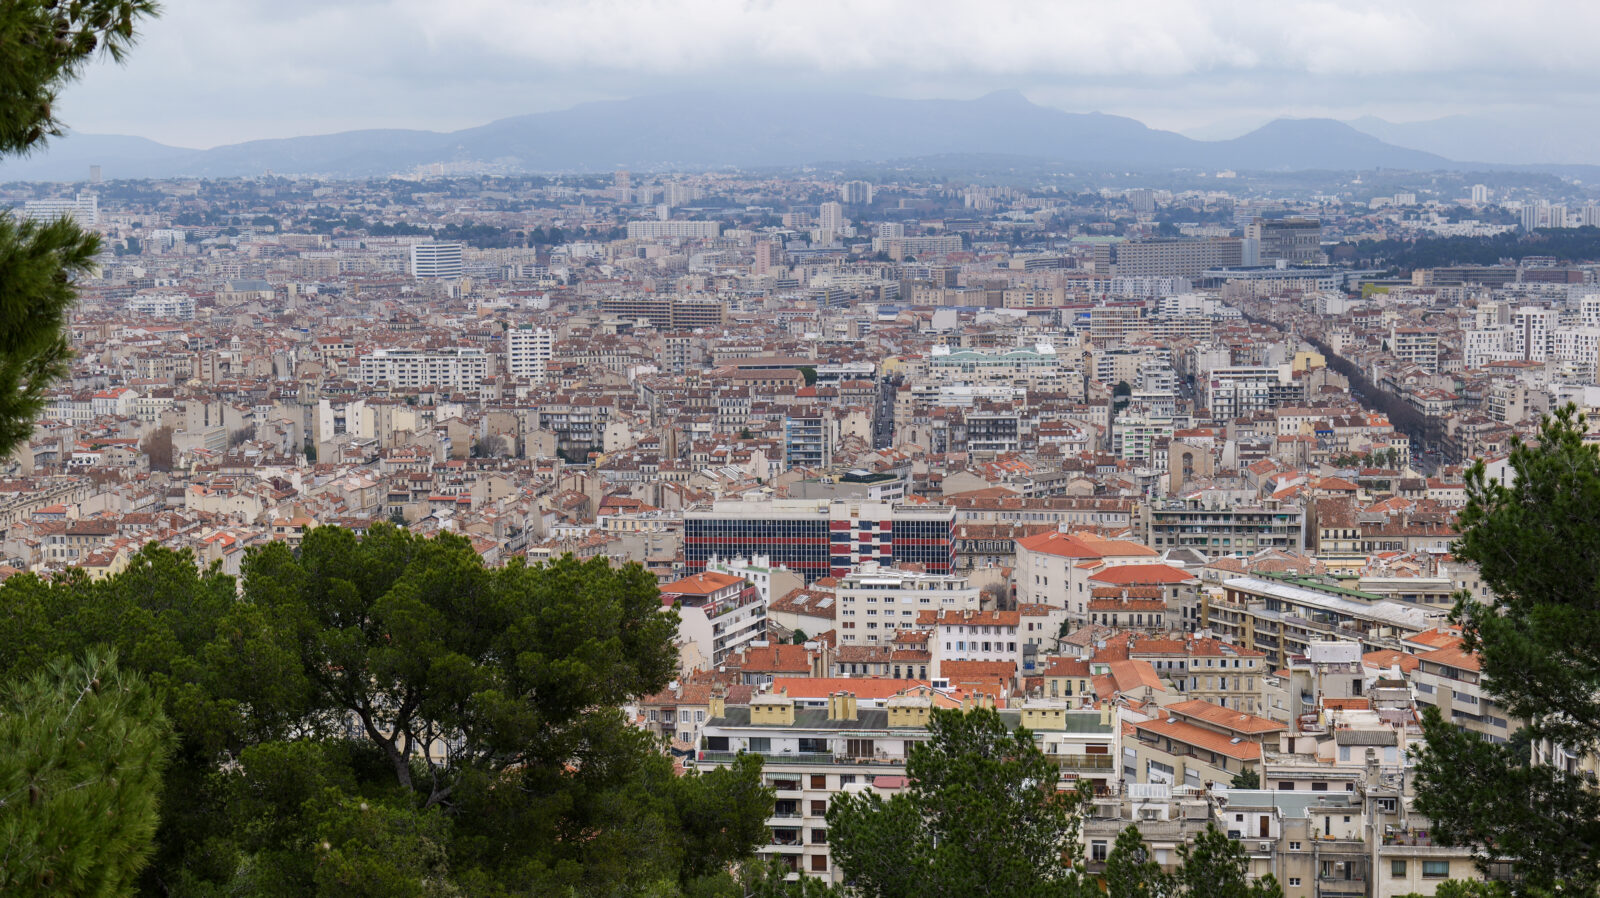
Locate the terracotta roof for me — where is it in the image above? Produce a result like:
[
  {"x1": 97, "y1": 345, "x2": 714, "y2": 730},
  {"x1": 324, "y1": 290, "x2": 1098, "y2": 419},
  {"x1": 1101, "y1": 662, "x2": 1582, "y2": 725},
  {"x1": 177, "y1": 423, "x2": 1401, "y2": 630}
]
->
[
  {"x1": 1132, "y1": 716, "x2": 1264, "y2": 762},
  {"x1": 1416, "y1": 642, "x2": 1481, "y2": 673},
  {"x1": 659, "y1": 570, "x2": 744, "y2": 596},
  {"x1": 1362, "y1": 649, "x2": 1420, "y2": 673},
  {"x1": 1165, "y1": 700, "x2": 1286, "y2": 735},
  {"x1": 1089, "y1": 563, "x2": 1197, "y2": 585},
  {"x1": 1015, "y1": 530, "x2": 1157, "y2": 559}
]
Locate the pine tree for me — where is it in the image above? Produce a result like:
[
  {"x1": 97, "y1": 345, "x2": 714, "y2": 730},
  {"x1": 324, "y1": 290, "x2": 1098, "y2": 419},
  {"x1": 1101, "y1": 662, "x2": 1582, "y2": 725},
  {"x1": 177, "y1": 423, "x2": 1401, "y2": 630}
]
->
[
  {"x1": 0, "y1": 0, "x2": 160, "y2": 456},
  {"x1": 1413, "y1": 405, "x2": 1600, "y2": 892},
  {"x1": 827, "y1": 706, "x2": 1095, "y2": 898},
  {"x1": 1104, "y1": 825, "x2": 1173, "y2": 898},
  {"x1": 0, "y1": 650, "x2": 172, "y2": 893}
]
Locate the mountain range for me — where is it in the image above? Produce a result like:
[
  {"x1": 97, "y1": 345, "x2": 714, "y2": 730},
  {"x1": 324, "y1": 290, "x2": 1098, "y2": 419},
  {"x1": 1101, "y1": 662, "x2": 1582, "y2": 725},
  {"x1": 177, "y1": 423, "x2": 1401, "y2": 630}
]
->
[{"x1": 0, "y1": 90, "x2": 1503, "y2": 181}]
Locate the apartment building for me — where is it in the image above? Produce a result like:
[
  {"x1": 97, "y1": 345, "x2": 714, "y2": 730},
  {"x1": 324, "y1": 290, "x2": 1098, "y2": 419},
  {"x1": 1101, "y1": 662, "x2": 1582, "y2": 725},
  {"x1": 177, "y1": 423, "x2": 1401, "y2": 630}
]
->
[
  {"x1": 835, "y1": 562, "x2": 979, "y2": 647},
  {"x1": 505, "y1": 324, "x2": 554, "y2": 383},
  {"x1": 357, "y1": 347, "x2": 492, "y2": 392},
  {"x1": 659, "y1": 570, "x2": 767, "y2": 669},
  {"x1": 1013, "y1": 529, "x2": 1160, "y2": 619},
  {"x1": 1204, "y1": 576, "x2": 1442, "y2": 669},
  {"x1": 1126, "y1": 700, "x2": 1286, "y2": 788},
  {"x1": 1142, "y1": 496, "x2": 1306, "y2": 556},
  {"x1": 625, "y1": 220, "x2": 720, "y2": 239},
  {"x1": 696, "y1": 689, "x2": 1115, "y2": 882}
]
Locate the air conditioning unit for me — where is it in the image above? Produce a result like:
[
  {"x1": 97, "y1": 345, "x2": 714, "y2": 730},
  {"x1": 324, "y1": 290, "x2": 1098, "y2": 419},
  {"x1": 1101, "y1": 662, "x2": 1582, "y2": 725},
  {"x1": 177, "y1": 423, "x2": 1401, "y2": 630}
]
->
[{"x1": 1259, "y1": 841, "x2": 1272, "y2": 852}]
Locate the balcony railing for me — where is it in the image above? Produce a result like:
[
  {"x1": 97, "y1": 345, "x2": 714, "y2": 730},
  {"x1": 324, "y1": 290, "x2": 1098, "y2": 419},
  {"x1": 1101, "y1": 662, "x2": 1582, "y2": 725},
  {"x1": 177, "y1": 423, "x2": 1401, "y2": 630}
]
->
[
  {"x1": 699, "y1": 750, "x2": 905, "y2": 766},
  {"x1": 1054, "y1": 754, "x2": 1117, "y2": 770}
]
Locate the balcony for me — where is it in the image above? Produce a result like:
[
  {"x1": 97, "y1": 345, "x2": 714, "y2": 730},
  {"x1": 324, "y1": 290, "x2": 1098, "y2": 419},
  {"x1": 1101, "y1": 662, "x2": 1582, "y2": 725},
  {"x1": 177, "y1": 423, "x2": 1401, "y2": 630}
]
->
[
  {"x1": 1054, "y1": 753, "x2": 1117, "y2": 771},
  {"x1": 699, "y1": 750, "x2": 905, "y2": 767}
]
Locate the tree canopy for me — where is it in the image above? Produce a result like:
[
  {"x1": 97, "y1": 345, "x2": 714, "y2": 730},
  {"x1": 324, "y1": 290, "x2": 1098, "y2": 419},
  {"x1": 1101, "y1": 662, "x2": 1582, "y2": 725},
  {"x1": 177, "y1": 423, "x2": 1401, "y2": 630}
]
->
[
  {"x1": 0, "y1": 651, "x2": 171, "y2": 894},
  {"x1": 0, "y1": 525, "x2": 775, "y2": 896},
  {"x1": 0, "y1": 0, "x2": 160, "y2": 457},
  {"x1": 827, "y1": 706, "x2": 1094, "y2": 898},
  {"x1": 1413, "y1": 405, "x2": 1600, "y2": 893}
]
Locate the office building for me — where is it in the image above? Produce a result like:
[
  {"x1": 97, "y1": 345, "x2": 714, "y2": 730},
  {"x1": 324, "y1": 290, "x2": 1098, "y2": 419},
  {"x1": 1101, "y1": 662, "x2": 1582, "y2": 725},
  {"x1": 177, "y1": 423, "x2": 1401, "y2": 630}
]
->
[
  {"x1": 684, "y1": 500, "x2": 956, "y2": 582},
  {"x1": 505, "y1": 324, "x2": 554, "y2": 383},
  {"x1": 410, "y1": 242, "x2": 464, "y2": 280},
  {"x1": 1094, "y1": 238, "x2": 1244, "y2": 279},
  {"x1": 1248, "y1": 218, "x2": 1323, "y2": 265}
]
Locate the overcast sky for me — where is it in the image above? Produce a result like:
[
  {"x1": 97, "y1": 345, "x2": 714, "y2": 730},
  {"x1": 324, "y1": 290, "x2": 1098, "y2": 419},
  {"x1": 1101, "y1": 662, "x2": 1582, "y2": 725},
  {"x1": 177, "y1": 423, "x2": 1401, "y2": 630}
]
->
[{"x1": 56, "y1": 0, "x2": 1600, "y2": 148}]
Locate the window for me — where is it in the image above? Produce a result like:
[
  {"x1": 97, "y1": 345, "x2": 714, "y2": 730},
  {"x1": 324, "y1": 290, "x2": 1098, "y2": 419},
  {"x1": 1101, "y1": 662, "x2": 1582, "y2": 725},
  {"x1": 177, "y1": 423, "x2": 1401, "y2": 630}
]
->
[
  {"x1": 1289, "y1": 842, "x2": 1301, "y2": 851},
  {"x1": 810, "y1": 854, "x2": 827, "y2": 872},
  {"x1": 810, "y1": 800, "x2": 827, "y2": 817},
  {"x1": 1278, "y1": 781, "x2": 1295, "y2": 791},
  {"x1": 679, "y1": 710, "x2": 691, "y2": 722},
  {"x1": 811, "y1": 774, "x2": 827, "y2": 789},
  {"x1": 749, "y1": 737, "x2": 771, "y2": 753},
  {"x1": 1311, "y1": 782, "x2": 1328, "y2": 792},
  {"x1": 1091, "y1": 841, "x2": 1108, "y2": 862},
  {"x1": 1288, "y1": 878, "x2": 1301, "y2": 887},
  {"x1": 1423, "y1": 861, "x2": 1449, "y2": 879},
  {"x1": 811, "y1": 828, "x2": 827, "y2": 844},
  {"x1": 1392, "y1": 861, "x2": 1407, "y2": 878}
]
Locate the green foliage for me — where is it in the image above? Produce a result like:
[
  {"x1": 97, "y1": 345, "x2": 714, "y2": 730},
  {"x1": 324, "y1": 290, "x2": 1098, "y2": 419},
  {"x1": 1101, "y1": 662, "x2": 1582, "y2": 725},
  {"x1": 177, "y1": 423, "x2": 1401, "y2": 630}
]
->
[
  {"x1": 1346, "y1": 227, "x2": 1600, "y2": 272},
  {"x1": 1229, "y1": 767, "x2": 1260, "y2": 790},
  {"x1": 0, "y1": 0, "x2": 159, "y2": 153},
  {"x1": 0, "y1": 527, "x2": 773, "y2": 896},
  {"x1": 1413, "y1": 404, "x2": 1600, "y2": 893},
  {"x1": 0, "y1": 212, "x2": 101, "y2": 456},
  {"x1": 827, "y1": 706, "x2": 1093, "y2": 898},
  {"x1": 0, "y1": 0, "x2": 159, "y2": 457},
  {"x1": 798, "y1": 366, "x2": 818, "y2": 386},
  {"x1": 0, "y1": 650, "x2": 172, "y2": 894},
  {"x1": 1104, "y1": 825, "x2": 1173, "y2": 898},
  {"x1": 1173, "y1": 824, "x2": 1281, "y2": 898},
  {"x1": 1395, "y1": 882, "x2": 1518, "y2": 898}
]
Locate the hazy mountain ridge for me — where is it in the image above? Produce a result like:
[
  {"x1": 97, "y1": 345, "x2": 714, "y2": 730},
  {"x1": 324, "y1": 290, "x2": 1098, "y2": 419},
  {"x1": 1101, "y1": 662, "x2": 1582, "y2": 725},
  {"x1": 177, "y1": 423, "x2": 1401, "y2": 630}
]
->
[{"x1": 0, "y1": 91, "x2": 1484, "y2": 181}]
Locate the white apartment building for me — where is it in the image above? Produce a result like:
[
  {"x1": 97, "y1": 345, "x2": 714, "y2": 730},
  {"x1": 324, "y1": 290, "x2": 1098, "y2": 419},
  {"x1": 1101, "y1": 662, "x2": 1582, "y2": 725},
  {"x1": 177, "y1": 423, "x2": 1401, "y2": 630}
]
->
[
  {"x1": 505, "y1": 324, "x2": 554, "y2": 383},
  {"x1": 835, "y1": 562, "x2": 980, "y2": 647},
  {"x1": 410, "y1": 242, "x2": 464, "y2": 280},
  {"x1": 126, "y1": 293, "x2": 196, "y2": 320},
  {"x1": 927, "y1": 608, "x2": 1023, "y2": 671},
  {"x1": 23, "y1": 192, "x2": 98, "y2": 226},
  {"x1": 357, "y1": 347, "x2": 491, "y2": 391},
  {"x1": 625, "y1": 220, "x2": 720, "y2": 239}
]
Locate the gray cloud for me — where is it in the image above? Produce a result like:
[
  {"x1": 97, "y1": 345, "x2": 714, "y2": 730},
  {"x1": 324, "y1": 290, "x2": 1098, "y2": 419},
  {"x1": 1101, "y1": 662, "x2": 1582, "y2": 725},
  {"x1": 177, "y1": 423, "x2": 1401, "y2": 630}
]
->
[{"x1": 54, "y1": 0, "x2": 1600, "y2": 147}]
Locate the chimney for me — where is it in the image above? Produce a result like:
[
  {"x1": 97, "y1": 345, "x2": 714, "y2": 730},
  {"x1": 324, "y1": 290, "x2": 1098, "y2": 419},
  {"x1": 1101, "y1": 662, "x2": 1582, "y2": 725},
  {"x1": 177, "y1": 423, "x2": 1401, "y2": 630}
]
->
[
  {"x1": 828, "y1": 691, "x2": 859, "y2": 721},
  {"x1": 708, "y1": 683, "x2": 726, "y2": 720},
  {"x1": 1099, "y1": 702, "x2": 1113, "y2": 727}
]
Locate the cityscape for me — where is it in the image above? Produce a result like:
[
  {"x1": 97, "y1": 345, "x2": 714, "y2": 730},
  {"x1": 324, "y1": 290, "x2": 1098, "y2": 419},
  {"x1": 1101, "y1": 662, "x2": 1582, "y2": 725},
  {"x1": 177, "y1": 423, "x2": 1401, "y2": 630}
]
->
[{"x1": 0, "y1": 2, "x2": 1597, "y2": 897}]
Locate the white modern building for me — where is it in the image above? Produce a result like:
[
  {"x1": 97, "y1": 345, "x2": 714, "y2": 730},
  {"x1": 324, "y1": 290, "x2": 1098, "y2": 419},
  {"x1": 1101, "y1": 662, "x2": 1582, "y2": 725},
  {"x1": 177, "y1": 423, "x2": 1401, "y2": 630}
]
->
[
  {"x1": 505, "y1": 324, "x2": 554, "y2": 383},
  {"x1": 357, "y1": 347, "x2": 491, "y2": 391},
  {"x1": 410, "y1": 242, "x2": 464, "y2": 280},
  {"x1": 126, "y1": 293, "x2": 196, "y2": 320},
  {"x1": 23, "y1": 192, "x2": 98, "y2": 226},
  {"x1": 835, "y1": 562, "x2": 980, "y2": 647},
  {"x1": 625, "y1": 220, "x2": 720, "y2": 239}
]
